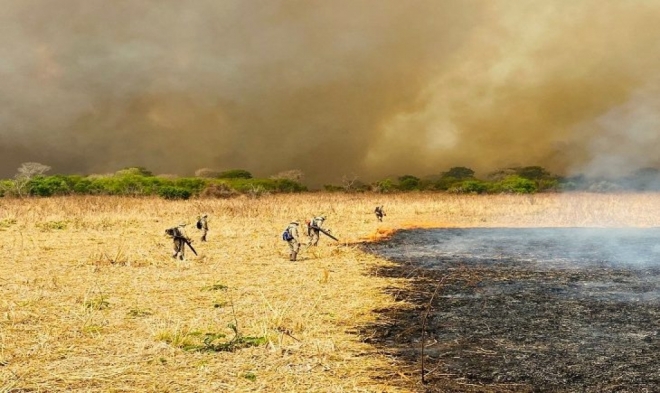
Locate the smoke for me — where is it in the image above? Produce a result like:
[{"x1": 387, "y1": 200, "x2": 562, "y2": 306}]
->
[
  {"x1": 378, "y1": 228, "x2": 660, "y2": 269},
  {"x1": 0, "y1": 0, "x2": 659, "y2": 184}
]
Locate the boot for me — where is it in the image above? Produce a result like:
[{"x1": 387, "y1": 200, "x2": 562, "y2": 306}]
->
[
  {"x1": 291, "y1": 251, "x2": 298, "y2": 261},
  {"x1": 289, "y1": 253, "x2": 294, "y2": 261}
]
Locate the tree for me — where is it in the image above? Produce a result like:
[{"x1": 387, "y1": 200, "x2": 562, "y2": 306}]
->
[
  {"x1": 341, "y1": 174, "x2": 360, "y2": 191},
  {"x1": 516, "y1": 166, "x2": 552, "y2": 181},
  {"x1": 397, "y1": 175, "x2": 421, "y2": 191},
  {"x1": 442, "y1": 166, "x2": 475, "y2": 180},
  {"x1": 13, "y1": 162, "x2": 51, "y2": 197},
  {"x1": 372, "y1": 178, "x2": 396, "y2": 193}
]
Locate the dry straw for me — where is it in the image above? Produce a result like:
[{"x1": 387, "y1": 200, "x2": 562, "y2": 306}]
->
[{"x1": 1, "y1": 193, "x2": 659, "y2": 392}]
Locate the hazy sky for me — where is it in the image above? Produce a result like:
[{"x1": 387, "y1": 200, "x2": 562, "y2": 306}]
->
[{"x1": 1, "y1": 0, "x2": 659, "y2": 183}]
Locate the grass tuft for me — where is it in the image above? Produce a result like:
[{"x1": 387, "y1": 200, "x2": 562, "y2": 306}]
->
[{"x1": 83, "y1": 296, "x2": 109, "y2": 310}]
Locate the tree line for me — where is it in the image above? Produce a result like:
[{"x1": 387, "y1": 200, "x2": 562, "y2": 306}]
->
[
  {"x1": 2, "y1": 163, "x2": 660, "y2": 199},
  {"x1": 324, "y1": 166, "x2": 660, "y2": 194},
  {"x1": 0, "y1": 164, "x2": 306, "y2": 199}
]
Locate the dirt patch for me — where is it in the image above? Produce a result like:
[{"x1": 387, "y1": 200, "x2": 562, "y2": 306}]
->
[{"x1": 361, "y1": 228, "x2": 660, "y2": 392}]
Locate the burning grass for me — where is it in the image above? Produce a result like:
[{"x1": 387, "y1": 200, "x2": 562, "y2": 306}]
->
[{"x1": 1, "y1": 193, "x2": 660, "y2": 391}]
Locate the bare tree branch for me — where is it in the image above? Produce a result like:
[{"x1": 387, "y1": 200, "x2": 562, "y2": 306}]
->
[{"x1": 13, "y1": 162, "x2": 51, "y2": 197}]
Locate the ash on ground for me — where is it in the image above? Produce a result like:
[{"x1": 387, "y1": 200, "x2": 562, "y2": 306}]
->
[{"x1": 362, "y1": 228, "x2": 660, "y2": 392}]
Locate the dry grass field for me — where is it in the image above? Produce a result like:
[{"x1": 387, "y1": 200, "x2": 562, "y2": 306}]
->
[{"x1": 2, "y1": 192, "x2": 660, "y2": 392}]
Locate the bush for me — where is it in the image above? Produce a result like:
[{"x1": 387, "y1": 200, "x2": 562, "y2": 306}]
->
[
  {"x1": 397, "y1": 175, "x2": 421, "y2": 191},
  {"x1": 372, "y1": 179, "x2": 396, "y2": 193},
  {"x1": 85, "y1": 174, "x2": 167, "y2": 196},
  {"x1": 537, "y1": 179, "x2": 560, "y2": 192},
  {"x1": 200, "y1": 183, "x2": 238, "y2": 198},
  {"x1": 433, "y1": 176, "x2": 460, "y2": 191},
  {"x1": 73, "y1": 178, "x2": 94, "y2": 194},
  {"x1": 516, "y1": 166, "x2": 551, "y2": 181},
  {"x1": 449, "y1": 180, "x2": 489, "y2": 194},
  {"x1": 104, "y1": 175, "x2": 145, "y2": 195},
  {"x1": 217, "y1": 169, "x2": 253, "y2": 179},
  {"x1": 272, "y1": 179, "x2": 307, "y2": 192},
  {"x1": 0, "y1": 180, "x2": 13, "y2": 197},
  {"x1": 116, "y1": 167, "x2": 154, "y2": 177},
  {"x1": 174, "y1": 178, "x2": 207, "y2": 194},
  {"x1": 29, "y1": 176, "x2": 72, "y2": 196},
  {"x1": 323, "y1": 184, "x2": 344, "y2": 192},
  {"x1": 491, "y1": 175, "x2": 538, "y2": 194},
  {"x1": 158, "y1": 186, "x2": 192, "y2": 200}
]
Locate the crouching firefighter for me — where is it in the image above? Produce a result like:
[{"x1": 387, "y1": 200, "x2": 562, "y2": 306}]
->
[
  {"x1": 283, "y1": 221, "x2": 301, "y2": 261},
  {"x1": 307, "y1": 215, "x2": 326, "y2": 246},
  {"x1": 165, "y1": 223, "x2": 197, "y2": 260}
]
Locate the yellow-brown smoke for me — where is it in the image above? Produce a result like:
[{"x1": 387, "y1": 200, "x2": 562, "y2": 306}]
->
[{"x1": 1, "y1": 0, "x2": 659, "y2": 184}]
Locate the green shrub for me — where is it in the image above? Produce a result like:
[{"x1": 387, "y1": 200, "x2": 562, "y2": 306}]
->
[
  {"x1": 217, "y1": 169, "x2": 253, "y2": 179},
  {"x1": 116, "y1": 166, "x2": 154, "y2": 177},
  {"x1": 449, "y1": 180, "x2": 489, "y2": 194},
  {"x1": 1, "y1": 169, "x2": 306, "y2": 197},
  {"x1": 491, "y1": 175, "x2": 538, "y2": 194},
  {"x1": 323, "y1": 184, "x2": 344, "y2": 192},
  {"x1": 0, "y1": 180, "x2": 13, "y2": 197},
  {"x1": 227, "y1": 178, "x2": 305, "y2": 193},
  {"x1": 516, "y1": 166, "x2": 551, "y2": 181},
  {"x1": 397, "y1": 175, "x2": 421, "y2": 191},
  {"x1": 29, "y1": 175, "x2": 75, "y2": 196},
  {"x1": 201, "y1": 182, "x2": 238, "y2": 198},
  {"x1": 372, "y1": 178, "x2": 396, "y2": 193},
  {"x1": 84, "y1": 178, "x2": 111, "y2": 194},
  {"x1": 110, "y1": 175, "x2": 146, "y2": 195},
  {"x1": 158, "y1": 186, "x2": 192, "y2": 200},
  {"x1": 86, "y1": 174, "x2": 168, "y2": 196},
  {"x1": 433, "y1": 176, "x2": 460, "y2": 191},
  {"x1": 272, "y1": 179, "x2": 307, "y2": 192},
  {"x1": 174, "y1": 178, "x2": 207, "y2": 194}
]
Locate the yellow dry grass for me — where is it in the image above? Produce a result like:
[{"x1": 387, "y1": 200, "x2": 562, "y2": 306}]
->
[{"x1": 1, "y1": 192, "x2": 660, "y2": 392}]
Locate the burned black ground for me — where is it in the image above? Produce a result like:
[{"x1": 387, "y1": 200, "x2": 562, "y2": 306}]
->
[{"x1": 361, "y1": 228, "x2": 660, "y2": 392}]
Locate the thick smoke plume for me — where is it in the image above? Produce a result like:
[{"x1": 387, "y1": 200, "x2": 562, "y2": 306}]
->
[{"x1": 1, "y1": 0, "x2": 659, "y2": 184}]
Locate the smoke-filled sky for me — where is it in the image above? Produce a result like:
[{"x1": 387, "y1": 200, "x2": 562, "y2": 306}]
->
[{"x1": 1, "y1": 0, "x2": 659, "y2": 184}]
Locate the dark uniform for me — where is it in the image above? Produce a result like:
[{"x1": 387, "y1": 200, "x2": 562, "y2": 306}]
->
[{"x1": 375, "y1": 205, "x2": 385, "y2": 222}]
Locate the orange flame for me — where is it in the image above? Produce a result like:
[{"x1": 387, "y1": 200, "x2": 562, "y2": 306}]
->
[{"x1": 358, "y1": 220, "x2": 455, "y2": 243}]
